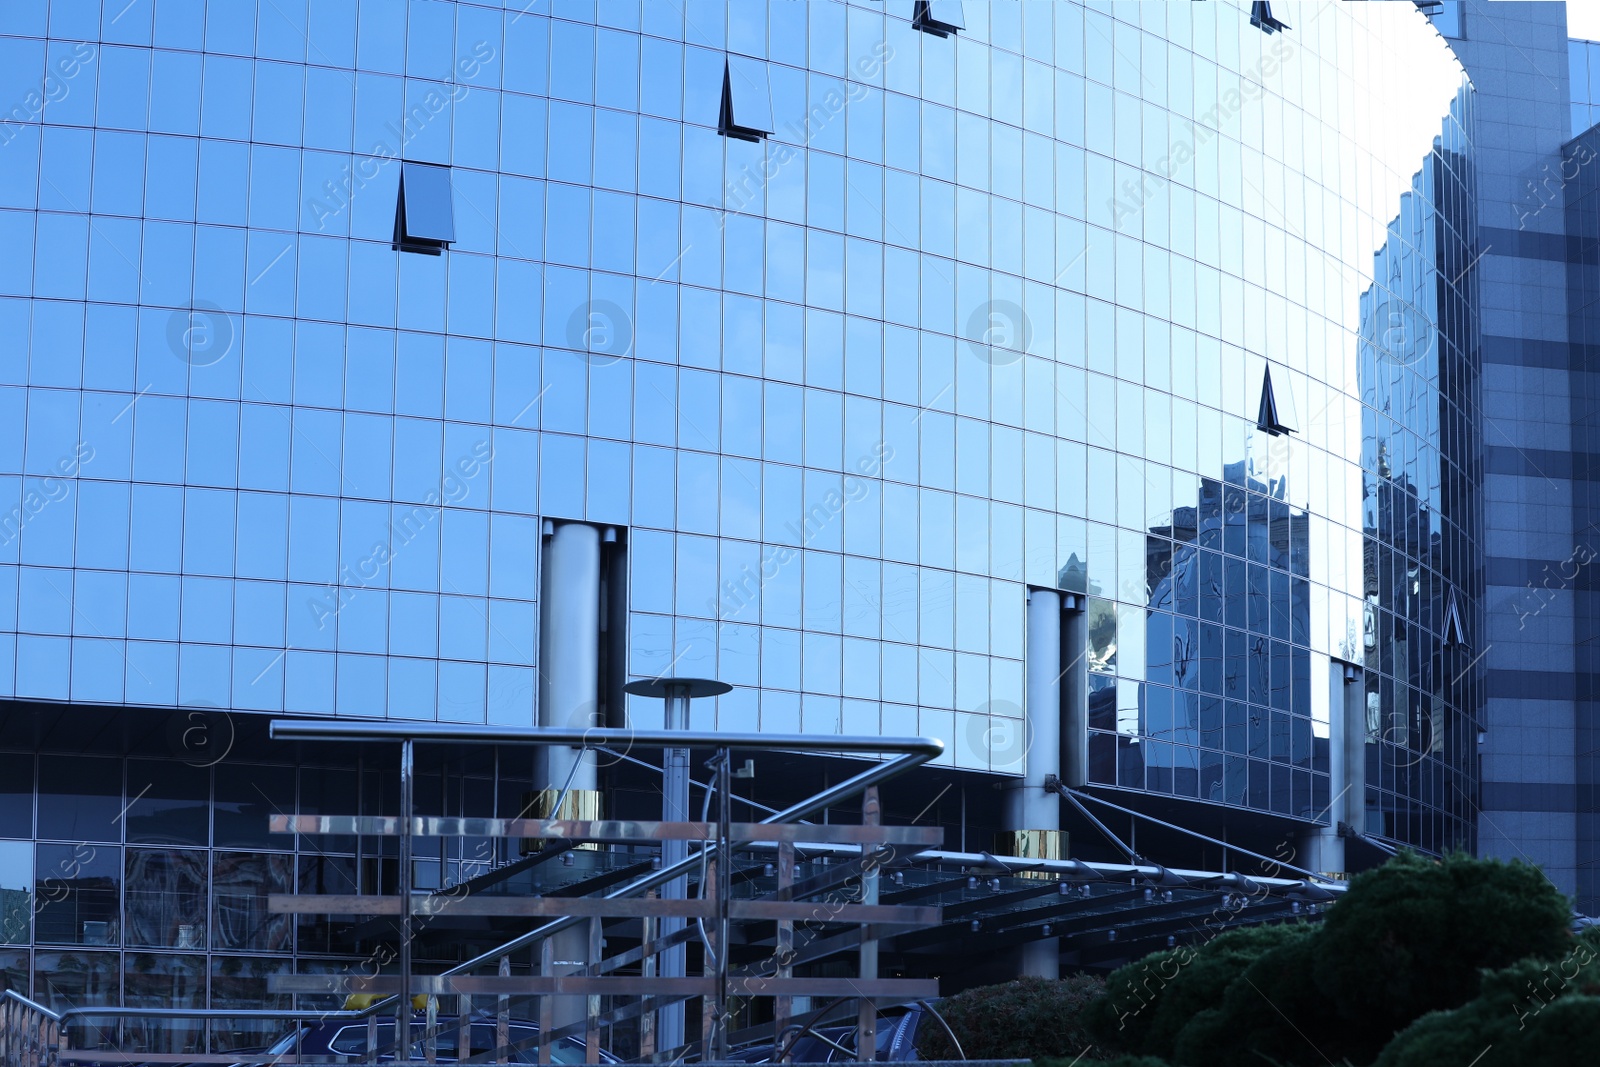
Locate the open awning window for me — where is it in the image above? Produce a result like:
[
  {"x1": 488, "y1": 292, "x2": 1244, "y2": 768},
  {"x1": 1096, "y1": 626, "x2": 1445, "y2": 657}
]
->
[
  {"x1": 720, "y1": 55, "x2": 774, "y2": 141},
  {"x1": 1256, "y1": 363, "x2": 1298, "y2": 437},
  {"x1": 394, "y1": 161, "x2": 455, "y2": 255},
  {"x1": 1251, "y1": 1, "x2": 1290, "y2": 33},
  {"x1": 914, "y1": 1, "x2": 965, "y2": 37}
]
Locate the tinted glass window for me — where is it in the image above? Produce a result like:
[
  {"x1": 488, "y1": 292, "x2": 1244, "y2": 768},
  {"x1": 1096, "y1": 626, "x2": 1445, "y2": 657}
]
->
[{"x1": 38, "y1": 756, "x2": 122, "y2": 842}]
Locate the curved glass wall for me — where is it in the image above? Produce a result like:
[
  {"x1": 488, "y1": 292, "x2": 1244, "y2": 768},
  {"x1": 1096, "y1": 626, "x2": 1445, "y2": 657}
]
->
[{"x1": 0, "y1": 0, "x2": 1480, "y2": 918}]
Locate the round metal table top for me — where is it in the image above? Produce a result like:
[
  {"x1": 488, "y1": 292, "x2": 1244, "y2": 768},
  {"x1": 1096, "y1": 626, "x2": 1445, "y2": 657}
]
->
[{"x1": 622, "y1": 677, "x2": 733, "y2": 699}]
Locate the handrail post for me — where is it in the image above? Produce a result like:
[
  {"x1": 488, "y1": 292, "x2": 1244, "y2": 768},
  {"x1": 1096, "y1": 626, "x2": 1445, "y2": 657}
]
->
[
  {"x1": 398, "y1": 737, "x2": 415, "y2": 1063},
  {"x1": 584, "y1": 916, "x2": 602, "y2": 1065},
  {"x1": 495, "y1": 957, "x2": 509, "y2": 1066},
  {"x1": 713, "y1": 749, "x2": 732, "y2": 1061},
  {"x1": 856, "y1": 786, "x2": 880, "y2": 1062},
  {"x1": 424, "y1": 993, "x2": 437, "y2": 1065},
  {"x1": 538, "y1": 939, "x2": 553, "y2": 1067},
  {"x1": 638, "y1": 892, "x2": 657, "y2": 1059},
  {"x1": 775, "y1": 840, "x2": 794, "y2": 1064}
]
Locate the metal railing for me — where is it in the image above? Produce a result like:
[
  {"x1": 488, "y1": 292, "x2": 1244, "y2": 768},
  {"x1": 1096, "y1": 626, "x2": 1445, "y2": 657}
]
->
[
  {"x1": 8, "y1": 725, "x2": 945, "y2": 1067},
  {"x1": 0, "y1": 993, "x2": 392, "y2": 1067},
  {"x1": 262, "y1": 723, "x2": 947, "y2": 1064},
  {"x1": 1, "y1": 992, "x2": 61, "y2": 1067}
]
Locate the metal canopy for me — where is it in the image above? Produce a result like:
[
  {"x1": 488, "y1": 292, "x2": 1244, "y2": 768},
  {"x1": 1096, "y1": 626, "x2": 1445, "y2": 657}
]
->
[{"x1": 622, "y1": 677, "x2": 735, "y2": 700}]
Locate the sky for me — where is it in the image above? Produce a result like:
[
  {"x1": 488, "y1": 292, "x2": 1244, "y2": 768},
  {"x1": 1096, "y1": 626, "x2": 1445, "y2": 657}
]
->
[{"x1": 1570, "y1": 1, "x2": 1600, "y2": 42}]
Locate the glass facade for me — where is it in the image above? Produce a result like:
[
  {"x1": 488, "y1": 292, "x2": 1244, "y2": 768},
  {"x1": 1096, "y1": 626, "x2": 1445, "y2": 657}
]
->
[
  {"x1": 0, "y1": 728, "x2": 558, "y2": 1042},
  {"x1": 1565, "y1": 123, "x2": 1600, "y2": 914},
  {"x1": 0, "y1": 0, "x2": 1485, "y2": 994}
]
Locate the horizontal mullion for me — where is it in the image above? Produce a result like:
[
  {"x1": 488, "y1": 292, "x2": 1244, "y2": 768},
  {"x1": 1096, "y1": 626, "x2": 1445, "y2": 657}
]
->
[
  {"x1": 268, "y1": 975, "x2": 937, "y2": 998},
  {"x1": 269, "y1": 895, "x2": 939, "y2": 924},
  {"x1": 269, "y1": 814, "x2": 942, "y2": 845}
]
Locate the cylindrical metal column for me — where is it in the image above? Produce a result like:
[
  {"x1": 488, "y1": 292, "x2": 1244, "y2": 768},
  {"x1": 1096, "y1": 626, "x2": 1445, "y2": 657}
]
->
[
  {"x1": 537, "y1": 522, "x2": 604, "y2": 1039},
  {"x1": 1001, "y1": 588, "x2": 1063, "y2": 978},
  {"x1": 1298, "y1": 658, "x2": 1349, "y2": 879},
  {"x1": 397, "y1": 739, "x2": 415, "y2": 1061},
  {"x1": 620, "y1": 676, "x2": 731, "y2": 1059},
  {"x1": 538, "y1": 521, "x2": 602, "y2": 791},
  {"x1": 659, "y1": 684, "x2": 692, "y2": 1054}
]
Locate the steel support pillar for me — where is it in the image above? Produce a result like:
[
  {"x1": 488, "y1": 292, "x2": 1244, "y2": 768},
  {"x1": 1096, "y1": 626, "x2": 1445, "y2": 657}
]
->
[
  {"x1": 1299, "y1": 658, "x2": 1360, "y2": 880},
  {"x1": 538, "y1": 521, "x2": 604, "y2": 1037},
  {"x1": 1000, "y1": 588, "x2": 1065, "y2": 978},
  {"x1": 619, "y1": 676, "x2": 732, "y2": 1060}
]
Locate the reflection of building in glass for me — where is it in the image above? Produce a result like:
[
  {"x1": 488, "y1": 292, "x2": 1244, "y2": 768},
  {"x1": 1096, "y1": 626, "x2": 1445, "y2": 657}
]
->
[{"x1": 1349, "y1": 138, "x2": 1482, "y2": 857}]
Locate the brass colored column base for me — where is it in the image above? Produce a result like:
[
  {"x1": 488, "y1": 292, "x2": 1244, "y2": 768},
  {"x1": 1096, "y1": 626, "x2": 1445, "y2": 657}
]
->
[
  {"x1": 519, "y1": 788, "x2": 604, "y2": 853},
  {"x1": 993, "y1": 829, "x2": 1066, "y2": 863}
]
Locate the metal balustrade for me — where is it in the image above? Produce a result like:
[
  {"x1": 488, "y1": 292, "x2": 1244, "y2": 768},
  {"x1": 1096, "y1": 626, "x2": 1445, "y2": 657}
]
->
[{"x1": 259, "y1": 723, "x2": 949, "y2": 1065}]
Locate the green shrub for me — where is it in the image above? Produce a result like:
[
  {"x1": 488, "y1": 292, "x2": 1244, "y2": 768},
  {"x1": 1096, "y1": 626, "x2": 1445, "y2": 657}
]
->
[
  {"x1": 914, "y1": 974, "x2": 1107, "y2": 1061},
  {"x1": 1090, "y1": 852, "x2": 1575, "y2": 1067},
  {"x1": 1375, "y1": 929, "x2": 1600, "y2": 1067},
  {"x1": 1172, "y1": 922, "x2": 1330, "y2": 1067},
  {"x1": 1310, "y1": 851, "x2": 1572, "y2": 1062},
  {"x1": 1084, "y1": 923, "x2": 1313, "y2": 1058}
]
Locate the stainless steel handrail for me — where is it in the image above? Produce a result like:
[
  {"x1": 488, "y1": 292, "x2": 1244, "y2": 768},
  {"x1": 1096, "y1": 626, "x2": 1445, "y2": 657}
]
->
[
  {"x1": 267, "y1": 722, "x2": 945, "y2": 1057},
  {"x1": 9, "y1": 727, "x2": 943, "y2": 1066},
  {"x1": 1, "y1": 992, "x2": 59, "y2": 1024}
]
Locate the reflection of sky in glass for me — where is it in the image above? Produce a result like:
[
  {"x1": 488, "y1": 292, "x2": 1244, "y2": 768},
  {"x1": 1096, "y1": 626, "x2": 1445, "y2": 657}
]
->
[{"x1": 0, "y1": 1, "x2": 1484, "y2": 859}]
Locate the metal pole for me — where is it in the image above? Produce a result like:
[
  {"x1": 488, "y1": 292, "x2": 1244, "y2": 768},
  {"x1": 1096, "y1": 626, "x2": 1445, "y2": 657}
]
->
[
  {"x1": 774, "y1": 841, "x2": 794, "y2": 1064},
  {"x1": 714, "y1": 750, "x2": 732, "y2": 1060},
  {"x1": 856, "y1": 787, "x2": 880, "y2": 1062},
  {"x1": 398, "y1": 738, "x2": 414, "y2": 1063},
  {"x1": 496, "y1": 957, "x2": 509, "y2": 1066},
  {"x1": 659, "y1": 684, "x2": 690, "y2": 1055}
]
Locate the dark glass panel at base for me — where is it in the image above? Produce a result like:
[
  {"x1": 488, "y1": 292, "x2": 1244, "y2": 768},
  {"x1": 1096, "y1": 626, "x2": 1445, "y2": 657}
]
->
[
  {"x1": 295, "y1": 853, "x2": 358, "y2": 955},
  {"x1": 125, "y1": 848, "x2": 208, "y2": 949},
  {"x1": 0, "y1": 754, "x2": 33, "y2": 838},
  {"x1": 0, "y1": 949, "x2": 26, "y2": 995},
  {"x1": 124, "y1": 954, "x2": 205, "y2": 1055},
  {"x1": 215, "y1": 765, "x2": 296, "y2": 849},
  {"x1": 38, "y1": 756, "x2": 121, "y2": 843},
  {"x1": 34, "y1": 843, "x2": 119, "y2": 946},
  {"x1": 212, "y1": 851, "x2": 292, "y2": 952},
  {"x1": 0, "y1": 840, "x2": 32, "y2": 945},
  {"x1": 124, "y1": 759, "x2": 209, "y2": 847},
  {"x1": 34, "y1": 950, "x2": 118, "y2": 1011},
  {"x1": 211, "y1": 956, "x2": 293, "y2": 1052}
]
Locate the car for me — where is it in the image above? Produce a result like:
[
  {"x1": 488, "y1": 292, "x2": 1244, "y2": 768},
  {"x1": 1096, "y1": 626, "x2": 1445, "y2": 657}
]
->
[
  {"x1": 237, "y1": 1013, "x2": 619, "y2": 1066},
  {"x1": 726, "y1": 1003, "x2": 930, "y2": 1063}
]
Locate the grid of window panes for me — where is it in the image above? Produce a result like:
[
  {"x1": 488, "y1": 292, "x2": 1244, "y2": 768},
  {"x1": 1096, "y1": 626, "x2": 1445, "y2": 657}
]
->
[
  {"x1": 1564, "y1": 126, "x2": 1600, "y2": 913},
  {"x1": 1352, "y1": 139, "x2": 1481, "y2": 854},
  {"x1": 0, "y1": 747, "x2": 528, "y2": 1046},
  {"x1": 0, "y1": 0, "x2": 1480, "y2": 847}
]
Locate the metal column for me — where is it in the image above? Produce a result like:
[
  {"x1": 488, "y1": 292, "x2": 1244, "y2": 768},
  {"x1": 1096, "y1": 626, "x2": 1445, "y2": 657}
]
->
[
  {"x1": 660, "y1": 683, "x2": 690, "y2": 1055},
  {"x1": 538, "y1": 521, "x2": 603, "y2": 792},
  {"x1": 1000, "y1": 588, "x2": 1064, "y2": 978},
  {"x1": 621, "y1": 677, "x2": 732, "y2": 1059},
  {"x1": 397, "y1": 739, "x2": 414, "y2": 1061},
  {"x1": 537, "y1": 521, "x2": 605, "y2": 1038},
  {"x1": 1300, "y1": 658, "x2": 1359, "y2": 880}
]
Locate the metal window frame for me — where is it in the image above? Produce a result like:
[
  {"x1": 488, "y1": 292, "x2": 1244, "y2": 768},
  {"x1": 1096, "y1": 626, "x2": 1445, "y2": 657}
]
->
[
  {"x1": 395, "y1": 161, "x2": 456, "y2": 254},
  {"x1": 719, "y1": 56, "x2": 773, "y2": 141}
]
